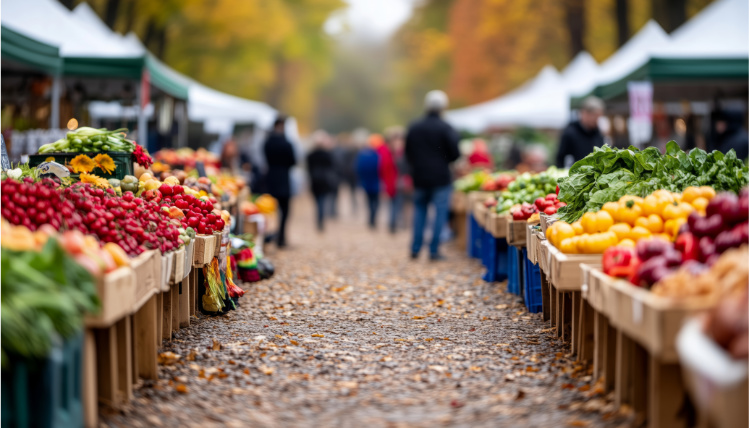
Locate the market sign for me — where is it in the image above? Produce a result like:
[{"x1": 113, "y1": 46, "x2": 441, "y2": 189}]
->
[{"x1": 627, "y1": 81, "x2": 653, "y2": 148}]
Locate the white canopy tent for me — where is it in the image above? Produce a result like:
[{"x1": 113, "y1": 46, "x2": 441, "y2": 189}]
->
[{"x1": 446, "y1": 54, "x2": 601, "y2": 133}]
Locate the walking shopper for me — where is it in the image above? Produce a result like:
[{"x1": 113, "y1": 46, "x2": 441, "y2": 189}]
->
[
  {"x1": 379, "y1": 131, "x2": 398, "y2": 234},
  {"x1": 468, "y1": 139, "x2": 493, "y2": 169},
  {"x1": 328, "y1": 137, "x2": 346, "y2": 218},
  {"x1": 356, "y1": 134, "x2": 382, "y2": 229},
  {"x1": 306, "y1": 131, "x2": 335, "y2": 232},
  {"x1": 405, "y1": 90, "x2": 461, "y2": 261},
  {"x1": 555, "y1": 96, "x2": 605, "y2": 168},
  {"x1": 264, "y1": 115, "x2": 296, "y2": 248},
  {"x1": 384, "y1": 127, "x2": 408, "y2": 234}
]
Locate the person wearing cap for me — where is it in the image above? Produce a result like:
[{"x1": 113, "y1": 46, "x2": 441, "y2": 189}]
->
[
  {"x1": 555, "y1": 96, "x2": 605, "y2": 168},
  {"x1": 264, "y1": 115, "x2": 296, "y2": 248},
  {"x1": 405, "y1": 90, "x2": 461, "y2": 261}
]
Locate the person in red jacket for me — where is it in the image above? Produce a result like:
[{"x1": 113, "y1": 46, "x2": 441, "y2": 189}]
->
[
  {"x1": 376, "y1": 134, "x2": 398, "y2": 232},
  {"x1": 468, "y1": 139, "x2": 493, "y2": 169}
]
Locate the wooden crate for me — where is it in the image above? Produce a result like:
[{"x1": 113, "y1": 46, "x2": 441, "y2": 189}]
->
[
  {"x1": 193, "y1": 234, "x2": 216, "y2": 266},
  {"x1": 533, "y1": 232, "x2": 545, "y2": 268},
  {"x1": 540, "y1": 213, "x2": 557, "y2": 235},
  {"x1": 473, "y1": 201, "x2": 488, "y2": 229},
  {"x1": 213, "y1": 231, "x2": 222, "y2": 255},
  {"x1": 490, "y1": 214, "x2": 508, "y2": 239},
  {"x1": 506, "y1": 219, "x2": 529, "y2": 247},
  {"x1": 85, "y1": 267, "x2": 135, "y2": 328},
  {"x1": 526, "y1": 226, "x2": 538, "y2": 264},
  {"x1": 130, "y1": 250, "x2": 160, "y2": 312},
  {"x1": 170, "y1": 246, "x2": 186, "y2": 285},
  {"x1": 183, "y1": 239, "x2": 194, "y2": 280},
  {"x1": 607, "y1": 276, "x2": 715, "y2": 362},
  {"x1": 451, "y1": 191, "x2": 468, "y2": 214},
  {"x1": 159, "y1": 252, "x2": 174, "y2": 293},
  {"x1": 549, "y1": 247, "x2": 601, "y2": 291},
  {"x1": 539, "y1": 240, "x2": 552, "y2": 281}
]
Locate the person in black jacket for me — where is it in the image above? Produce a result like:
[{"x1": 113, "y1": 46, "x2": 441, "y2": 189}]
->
[
  {"x1": 306, "y1": 131, "x2": 335, "y2": 231},
  {"x1": 712, "y1": 109, "x2": 749, "y2": 160},
  {"x1": 555, "y1": 96, "x2": 605, "y2": 168},
  {"x1": 405, "y1": 90, "x2": 461, "y2": 261},
  {"x1": 264, "y1": 116, "x2": 296, "y2": 248}
]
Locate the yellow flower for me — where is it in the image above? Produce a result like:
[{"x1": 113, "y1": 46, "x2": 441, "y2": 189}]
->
[
  {"x1": 45, "y1": 157, "x2": 55, "y2": 162},
  {"x1": 69, "y1": 154, "x2": 95, "y2": 173},
  {"x1": 80, "y1": 172, "x2": 110, "y2": 188},
  {"x1": 93, "y1": 154, "x2": 116, "y2": 174}
]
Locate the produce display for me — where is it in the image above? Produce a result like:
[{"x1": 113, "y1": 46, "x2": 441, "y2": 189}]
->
[
  {"x1": 703, "y1": 278, "x2": 748, "y2": 359},
  {"x1": 600, "y1": 190, "x2": 748, "y2": 290},
  {"x1": 546, "y1": 186, "x2": 716, "y2": 254},
  {"x1": 454, "y1": 170, "x2": 492, "y2": 193},
  {"x1": 38, "y1": 127, "x2": 135, "y2": 153},
  {"x1": 492, "y1": 168, "x2": 566, "y2": 214},
  {"x1": 480, "y1": 172, "x2": 515, "y2": 192},
  {"x1": 1, "y1": 228, "x2": 100, "y2": 366},
  {"x1": 556, "y1": 142, "x2": 748, "y2": 223}
]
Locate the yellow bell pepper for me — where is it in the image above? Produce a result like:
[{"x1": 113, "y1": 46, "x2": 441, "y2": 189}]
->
[
  {"x1": 615, "y1": 199, "x2": 643, "y2": 226},
  {"x1": 634, "y1": 214, "x2": 664, "y2": 234},
  {"x1": 662, "y1": 202, "x2": 694, "y2": 220}
]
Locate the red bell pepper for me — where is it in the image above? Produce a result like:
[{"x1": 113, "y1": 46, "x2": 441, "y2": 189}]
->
[
  {"x1": 674, "y1": 232, "x2": 698, "y2": 261},
  {"x1": 602, "y1": 246, "x2": 638, "y2": 279}
]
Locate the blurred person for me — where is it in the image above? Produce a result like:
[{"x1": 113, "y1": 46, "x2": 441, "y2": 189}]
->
[
  {"x1": 264, "y1": 115, "x2": 296, "y2": 248},
  {"x1": 356, "y1": 134, "x2": 382, "y2": 229},
  {"x1": 378, "y1": 129, "x2": 397, "y2": 233},
  {"x1": 328, "y1": 136, "x2": 346, "y2": 219},
  {"x1": 384, "y1": 126, "x2": 409, "y2": 234},
  {"x1": 306, "y1": 131, "x2": 335, "y2": 232},
  {"x1": 555, "y1": 96, "x2": 605, "y2": 168},
  {"x1": 405, "y1": 90, "x2": 461, "y2": 261},
  {"x1": 611, "y1": 115, "x2": 629, "y2": 149},
  {"x1": 468, "y1": 139, "x2": 493, "y2": 169},
  {"x1": 343, "y1": 132, "x2": 364, "y2": 215},
  {"x1": 713, "y1": 109, "x2": 748, "y2": 159}
]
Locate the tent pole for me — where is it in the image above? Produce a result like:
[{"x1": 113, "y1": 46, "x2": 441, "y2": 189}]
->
[
  {"x1": 50, "y1": 75, "x2": 61, "y2": 129},
  {"x1": 136, "y1": 78, "x2": 147, "y2": 147}
]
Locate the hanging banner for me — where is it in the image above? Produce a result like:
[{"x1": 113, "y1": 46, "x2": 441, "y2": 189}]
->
[{"x1": 627, "y1": 81, "x2": 653, "y2": 148}]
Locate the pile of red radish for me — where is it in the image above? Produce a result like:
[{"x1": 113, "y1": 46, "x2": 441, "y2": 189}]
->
[
  {"x1": 61, "y1": 183, "x2": 182, "y2": 256},
  {"x1": 1, "y1": 178, "x2": 73, "y2": 231},
  {"x1": 534, "y1": 193, "x2": 566, "y2": 216}
]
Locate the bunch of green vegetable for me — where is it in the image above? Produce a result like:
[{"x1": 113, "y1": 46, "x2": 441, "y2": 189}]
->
[
  {"x1": 454, "y1": 170, "x2": 491, "y2": 193},
  {"x1": 1, "y1": 239, "x2": 100, "y2": 367},
  {"x1": 557, "y1": 142, "x2": 749, "y2": 223},
  {"x1": 495, "y1": 167, "x2": 567, "y2": 213},
  {"x1": 38, "y1": 127, "x2": 135, "y2": 153}
]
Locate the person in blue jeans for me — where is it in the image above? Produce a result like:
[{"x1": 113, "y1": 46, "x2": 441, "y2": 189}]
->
[
  {"x1": 405, "y1": 90, "x2": 461, "y2": 260},
  {"x1": 356, "y1": 134, "x2": 382, "y2": 229}
]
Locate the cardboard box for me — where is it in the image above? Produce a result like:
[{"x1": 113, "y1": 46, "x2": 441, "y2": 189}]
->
[{"x1": 85, "y1": 266, "x2": 135, "y2": 328}]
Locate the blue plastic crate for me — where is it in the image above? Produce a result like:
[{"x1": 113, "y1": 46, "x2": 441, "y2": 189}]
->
[
  {"x1": 468, "y1": 214, "x2": 482, "y2": 259},
  {"x1": 482, "y1": 235, "x2": 508, "y2": 283},
  {"x1": 522, "y1": 248, "x2": 543, "y2": 313},
  {"x1": 507, "y1": 245, "x2": 520, "y2": 295},
  {"x1": 2, "y1": 332, "x2": 84, "y2": 428}
]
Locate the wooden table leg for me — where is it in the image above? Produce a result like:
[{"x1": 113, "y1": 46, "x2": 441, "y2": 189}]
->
[
  {"x1": 134, "y1": 295, "x2": 158, "y2": 380},
  {"x1": 648, "y1": 355, "x2": 687, "y2": 428},
  {"x1": 561, "y1": 292, "x2": 572, "y2": 341},
  {"x1": 570, "y1": 292, "x2": 579, "y2": 352},
  {"x1": 190, "y1": 269, "x2": 198, "y2": 317},
  {"x1": 541, "y1": 275, "x2": 550, "y2": 322},
  {"x1": 604, "y1": 320, "x2": 616, "y2": 393},
  {"x1": 115, "y1": 316, "x2": 133, "y2": 403},
  {"x1": 162, "y1": 290, "x2": 172, "y2": 340},
  {"x1": 155, "y1": 292, "x2": 164, "y2": 346},
  {"x1": 82, "y1": 329, "x2": 98, "y2": 428},
  {"x1": 615, "y1": 329, "x2": 636, "y2": 407},
  {"x1": 179, "y1": 275, "x2": 191, "y2": 328},
  {"x1": 93, "y1": 326, "x2": 118, "y2": 407},
  {"x1": 578, "y1": 300, "x2": 594, "y2": 363},
  {"x1": 171, "y1": 285, "x2": 180, "y2": 334}
]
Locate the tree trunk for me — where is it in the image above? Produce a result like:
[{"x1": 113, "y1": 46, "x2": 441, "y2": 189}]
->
[
  {"x1": 122, "y1": 0, "x2": 137, "y2": 34},
  {"x1": 155, "y1": 27, "x2": 167, "y2": 60},
  {"x1": 652, "y1": 0, "x2": 687, "y2": 32},
  {"x1": 615, "y1": 0, "x2": 629, "y2": 47},
  {"x1": 143, "y1": 19, "x2": 156, "y2": 50},
  {"x1": 266, "y1": 57, "x2": 287, "y2": 110},
  {"x1": 104, "y1": 0, "x2": 121, "y2": 30},
  {"x1": 564, "y1": 0, "x2": 585, "y2": 58}
]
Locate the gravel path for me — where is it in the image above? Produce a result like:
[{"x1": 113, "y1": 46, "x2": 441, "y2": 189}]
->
[{"x1": 102, "y1": 200, "x2": 633, "y2": 427}]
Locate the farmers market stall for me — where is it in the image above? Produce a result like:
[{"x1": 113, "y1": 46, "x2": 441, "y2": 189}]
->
[
  {"x1": 468, "y1": 141, "x2": 748, "y2": 427},
  {"x1": 1, "y1": 126, "x2": 274, "y2": 427}
]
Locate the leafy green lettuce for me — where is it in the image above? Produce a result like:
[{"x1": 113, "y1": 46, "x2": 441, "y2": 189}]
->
[{"x1": 557, "y1": 142, "x2": 748, "y2": 223}]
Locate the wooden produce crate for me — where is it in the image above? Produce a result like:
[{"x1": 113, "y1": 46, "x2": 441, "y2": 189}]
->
[
  {"x1": 532, "y1": 232, "x2": 545, "y2": 268},
  {"x1": 506, "y1": 219, "x2": 529, "y2": 247},
  {"x1": 473, "y1": 201, "x2": 488, "y2": 229},
  {"x1": 170, "y1": 246, "x2": 186, "y2": 285},
  {"x1": 193, "y1": 234, "x2": 216, "y2": 267},
  {"x1": 183, "y1": 239, "x2": 194, "y2": 280},
  {"x1": 85, "y1": 267, "x2": 135, "y2": 328},
  {"x1": 540, "y1": 213, "x2": 557, "y2": 235},
  {"x1": 539, "y1": 240, "x2": 552, "y2": 281},
  {"x1": 491, "y1": 214, "x2": 508, "y2": 239},
  {"x1": 159, "y1": 252, "x2": 174, "y2": 293},
  {"x1": 213, "y1": 231, "x2": 222, "y2": 256},
  {"x1": 585, "y1": 267, "x2": 617, "y2": 393},
  {"x1": 606, "y1": 276, "x2": 715, "y2": 363},
  {"x1": 549, "y1": 247, "x2": 601, "y2": 291},
  {"x1": 451, "y1": 191, "x2": 468, "y2": 214},
  {"x1": 130, "y1": 250, "x2": 160, "y2": 312},
  {"x1": 526, "y1": 225, "x2": 538, "y2": 264}
]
